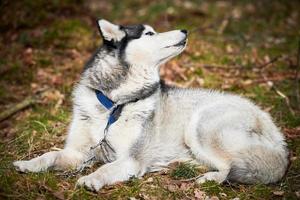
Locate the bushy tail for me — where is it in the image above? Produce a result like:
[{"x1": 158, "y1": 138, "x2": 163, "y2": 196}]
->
[{"x1": 228, "y1": 146, "x2": 288, "y2": 184}]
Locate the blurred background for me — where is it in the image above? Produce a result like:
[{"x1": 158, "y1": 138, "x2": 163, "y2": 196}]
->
[{"x1": 0, "y1": 0, "x2": 299, "y2": 199}]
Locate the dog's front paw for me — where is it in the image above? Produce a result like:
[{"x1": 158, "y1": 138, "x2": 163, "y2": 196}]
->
[
  {"x1": 76, "y1": 174, "x2": 104, "y2": 191},
  {"x1": 13, "y1": 160, "x2": 37, "y2": 173},
  {"x1": 196, "y1": 172, "x2": 226, "y2": 184}
]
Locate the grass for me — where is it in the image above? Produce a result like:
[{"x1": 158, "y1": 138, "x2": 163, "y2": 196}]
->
[
  {"x1": 0, "y1": 0, "x2": 300, "y2": 199},
  {"x1": 170, "y1": 163, "x2": 200, "y2": 180}
]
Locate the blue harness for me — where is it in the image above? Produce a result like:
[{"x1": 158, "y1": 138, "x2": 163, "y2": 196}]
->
[
  {"x1": 95, "y1": 90, "x2": 124, "y2": 127},
  {"x1": 89, "y1": 89, "x2": 124, "y2": 163},
  {"x1": 91, "y1": 85, "x2": 157, "y2": 162}
]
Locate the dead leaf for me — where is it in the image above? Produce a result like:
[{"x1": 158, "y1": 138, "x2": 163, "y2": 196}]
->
[
  {"x1": 196, "y1": 78, "x2": 205, "y2": 86},
  {"x1": 273, "y1": 190, "x2": 284, "y2": 196},
  {"x1": 284, "y1": 127, "x2": 300, "y2": 139},
  {"x1": 23, "y1": 47, "x2": 35, "y2": 66},
  {"x1": 144, "y1": 177, "x2": 154, "y2": 183},
  {"x1": 179, "y1": 182, "x2": 191, "y2": 191},
  {"x1": 242, "y1": 79, "x2": 253, "y2": 86},
  {"x1": 264, "y1": 55, "x2": 271, "y2": 63},
  {"x1": 219, "y1": 192, "x2": 227, "y2": 197},
  {"x1": 226, "y1": 44, "x2": 234, "y2": 53},
  {"x1": 40, "y1": 185, "x2": 65, "y2": 200},
  {"x1": 37, "y1": 69, "x2": 63, "y2": 86},
  {"x1": 166, "y1": 184, "x2": 177, "y2": 192},
  {"x1": 138, "y1": 193, "x2": 152, "y2": 200},
  {"x1": 290, "y1": 156, "x2": 297, "y2": 161},
  {"x1": 42, "y1": 89, "x2": 64, "y2": 103},
  {"x1": 194, "y1": 188, "x2": 206, "y2": 200},
  {"x1": 30, "y1": 82, "x2": 39, "y2": 92},
  {"x1": 160, "y1": 60, "x2": 187, "y2": 82},
  {"x1": 232, "y1": 8, "x2": 242, "y2": 19}
]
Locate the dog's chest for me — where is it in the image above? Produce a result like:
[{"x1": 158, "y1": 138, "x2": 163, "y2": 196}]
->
[{"x1": 93, "y1": 141, "x2": 117, "y2": 163}]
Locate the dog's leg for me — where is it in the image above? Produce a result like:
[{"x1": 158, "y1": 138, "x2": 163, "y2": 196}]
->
[
  {"x1": 13, "y1": 148, "x2": 84, "y2": 172},
  {"x1": 196, "y1": 168, "x2": 230, "y2": 184},
  {"x1": 185, "y1": 121, "x2": 232, "y2": 184},
  {"x1": 76, "y1": 157, "x2": 140, "y2": 191},
  {"x1": 191, "y1": 144, "x2": 231, "y2": 184},
  {"x1": 191, "y1": 143, "x2": 231, "y2": 184},
  {"x1": 13, "y1": 114, "x2": 91, "y2": 173}
]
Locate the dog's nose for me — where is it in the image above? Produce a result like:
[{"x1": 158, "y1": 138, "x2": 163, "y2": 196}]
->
[{"x1": 181, "y1": 29, "x2": 188, "y2": 35}]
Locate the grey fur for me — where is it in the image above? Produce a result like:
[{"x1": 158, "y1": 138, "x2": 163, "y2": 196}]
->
[
  {"x1": 13, "y1": 20, "x2": 288, "y2": 191},
  {"x1": 82, "y1": 48, "x2": 128, "y2": 92},
  {"x1": 82, "y1": 24, "x2": 145, "y2": 93},
  {"x1": 228, "y1": 146, "x2": 288, "y2": 184}
]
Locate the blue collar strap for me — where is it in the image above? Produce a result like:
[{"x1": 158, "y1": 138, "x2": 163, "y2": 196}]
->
[
  {"x1": 95, "y1": 90, "x2": 114, "y2": 110},
  {"x1": 95, "y1": 83, "x2": 159, "y2": 127},
  {"x1": 95, "y1": 90, "x2": 123, "y2": 127},
  {"x1": 90, "y1": 85, "x2": 159, "y2": 163}
]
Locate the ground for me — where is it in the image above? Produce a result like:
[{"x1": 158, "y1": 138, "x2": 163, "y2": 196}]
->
[{"x1": 0, "y1": 0, "x2": 300, "y2": 199}]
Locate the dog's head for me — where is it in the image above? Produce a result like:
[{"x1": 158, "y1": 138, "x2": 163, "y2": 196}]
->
[{"x1": 98, "y1": 19, "x2": 188, "y2": 67}]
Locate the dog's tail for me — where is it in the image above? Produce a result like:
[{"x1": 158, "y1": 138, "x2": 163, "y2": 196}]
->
[{"x1": 228, "y1": 145, "x2": 288, "y2": 184}]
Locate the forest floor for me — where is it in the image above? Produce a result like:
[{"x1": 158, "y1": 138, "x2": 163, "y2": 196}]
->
[{"x1": 0, "y1": 0, "x2": 300, "y2": 199}]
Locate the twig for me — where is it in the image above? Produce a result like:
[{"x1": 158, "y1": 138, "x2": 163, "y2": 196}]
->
[
  {"x1": 255, "y1": 55, "x2": 283, "y2": 69},
  {"x1": 217, "y1": 18, "x2": 229, "y2": 35},
  {"x1": 261, "y1": 73, "x2": 295, "y2": 116},
  {"x1": 0, "y1": 193, "x2": 23, "y2": 198},
  {"x1": 253, "y1": 54, "x2": 296, "y2": 115},
  {"x1": 295, "y1": 39, "x2": 300, "y2": 108},
  {"x1": 0, "y1": 88, "x2": 49, "y2": 122},
  {"x1": 179, "y1": 174, "x2": 203, "y2": 182},
  {"x1": 272, "y1": 86, "x2": 295, "y2": 116},
  {"x1": 201, "y1": 64, "x2": 242, "y2": 70},
  {"x1": 170, "y1": 174, "x2": 203, "y2": 185},
  {"x1": 0, "y1": 97, "x2": 35, "y2": 122}
]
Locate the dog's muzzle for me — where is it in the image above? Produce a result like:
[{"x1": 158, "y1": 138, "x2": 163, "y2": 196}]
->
[
  {"x1": 173, "y1": 38, "x2": 187, "y2": 47},
  {"x1": 164, "y1": 37, "x2": 188, "y2": 48}
]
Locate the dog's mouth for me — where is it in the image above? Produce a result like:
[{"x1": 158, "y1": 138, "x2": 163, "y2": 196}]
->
[
  {"x1": 158, "y1": 38, "x2": 187, "y2": 64},
  {"x1": 164, "y1": 38, "x2": 187, "y2": 48},
  {"x1": 173, "y1": 38, "x2": 187, "y2": 47}
]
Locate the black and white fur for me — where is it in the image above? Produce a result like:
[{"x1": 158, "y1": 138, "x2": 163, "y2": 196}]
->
[{"x1": 14, "y1": 19, "x2": 289, "y2": 191}]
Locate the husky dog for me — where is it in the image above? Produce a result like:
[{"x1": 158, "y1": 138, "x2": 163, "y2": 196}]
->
[{"x1": 14, "y1": 19, "x2": 288, "y2": 191}]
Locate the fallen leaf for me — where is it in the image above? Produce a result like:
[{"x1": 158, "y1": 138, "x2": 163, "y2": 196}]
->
[
  {"x1": 194, "y1": 188, "x2": 206, "y2": 199},
  {"x1": 226, "y1": 44, "x2": 234, "y2": 53},
  {"x1": 179, "y1": 182, "x2": 191, "y2": 191},
  {"x1": 145, "y1": 177, "x2": 154, "y2": 183},
  {"x1": 219, "y1": 192, "x2": 227, "y2": 197},
  {"x1": 166, "y1": 184, "x2": 177, "y2": 192},
  {"x1": 23, "y1": 47, "x2": 35, "y2": 66},
  {"x1": 273, "y1": 190, "x2": 284, "y2": 196},
  {"x1": 284, "y1": 127, "x2": 300, "y2": 139},
  {"x1": 40, "y1": 185, "x2": 65, "y2": 200}
]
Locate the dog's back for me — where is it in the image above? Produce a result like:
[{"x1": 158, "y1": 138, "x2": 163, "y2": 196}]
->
[{"x1": 149, "y1": 86, "x2": 288, "y2": 184}]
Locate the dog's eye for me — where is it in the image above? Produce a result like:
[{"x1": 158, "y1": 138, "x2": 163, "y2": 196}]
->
[{"x1": 145, "y1": 31, "x2": 154, "y2": 36}]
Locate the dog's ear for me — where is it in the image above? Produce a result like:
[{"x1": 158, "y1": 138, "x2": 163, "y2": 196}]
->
[{"x1": 97, "y1": 19, "x2": 125, "y2": 42}]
